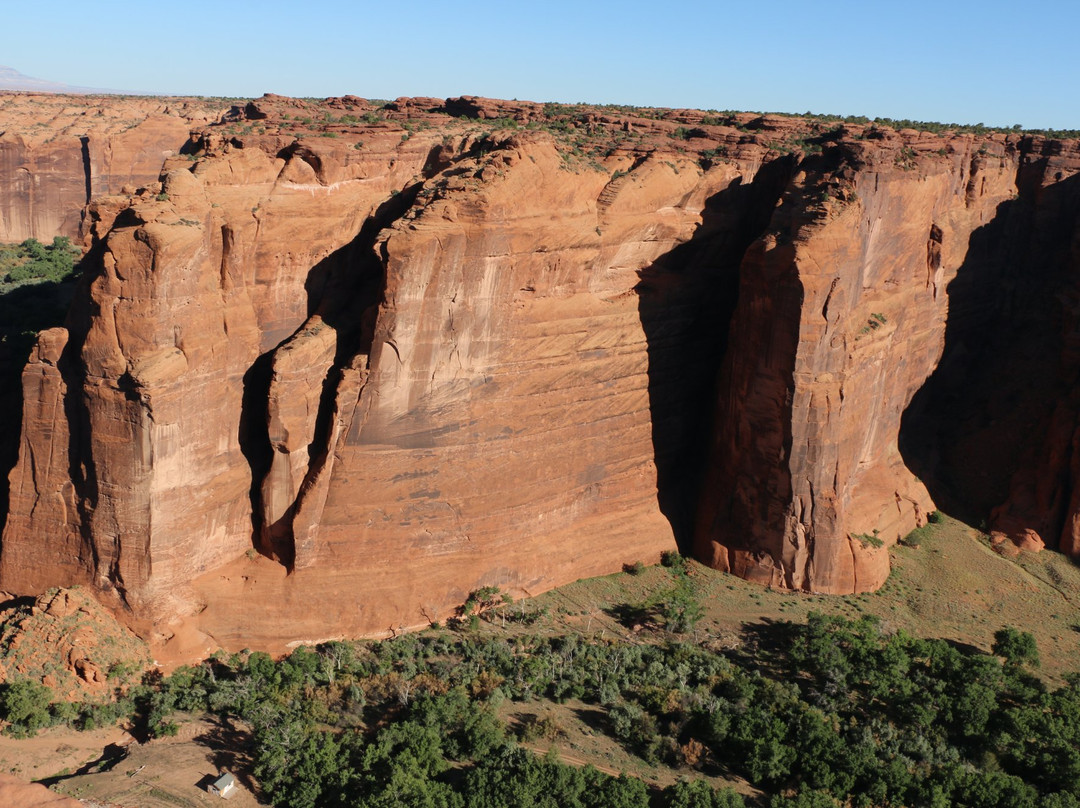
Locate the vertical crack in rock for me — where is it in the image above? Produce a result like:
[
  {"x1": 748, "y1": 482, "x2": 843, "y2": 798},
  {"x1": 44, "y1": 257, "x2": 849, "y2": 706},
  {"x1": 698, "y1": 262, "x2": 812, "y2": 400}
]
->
[
  {"x1": 246, "y1": 184, "x2": 426, "y2": 570},
  {"x1": 79, "y1": 136, "x2": 92, "y2": 206},
  {"x1": 926, "y1": 223, "x2": 943, "y2": 299},
  {"x1": 639, "y1": 154, "x2": 797, "y2": 552}
]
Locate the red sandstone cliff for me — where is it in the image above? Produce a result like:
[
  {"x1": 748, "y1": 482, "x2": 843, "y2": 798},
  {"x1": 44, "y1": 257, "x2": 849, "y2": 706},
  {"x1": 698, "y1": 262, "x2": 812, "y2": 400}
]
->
[
  {"x1": 4, "y1": 96, "x2": 754, "y2": 658},
  {"x1": 2, "y1": 95, "x2": 1080, "y2": 659},
  {"x1": 0, "y1": 93, "x2": 229, "y2": 242},
  {"x1": 696, "y1": 129, "x2": 1080, "y2": 591}
]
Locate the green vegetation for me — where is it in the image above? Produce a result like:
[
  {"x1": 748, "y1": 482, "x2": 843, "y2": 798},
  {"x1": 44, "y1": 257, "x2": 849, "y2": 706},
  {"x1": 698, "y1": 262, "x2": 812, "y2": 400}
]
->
[
  {"x1": 9, "y1": 571, "x2": 1080, "y2": 807},
  {"x1": 857, "y1": 314, "x2": 889, "y2": 337},
  {"x1": 698, "y1": 148, "x2": 728, "y2": 170},
  {"x1": 0, "y1": 237, "x2": 83, "y2": 378},
  {"x1": 852, "y1": 532, "x2": 884, "y2": 549},
  {"x1": 7, "y1": 518, "x2": 1080, "y2": 807},
  {"x1": 692, "y1": 108, "x2": 1080, "y2": 140},
  {"x1": 0, "y1": 237, "x2": 80, "y2": 285},
  {"x1": 895, "y1": 146, "x2": 918, "y2": 170},
  {"x1": 0, "y1": 678, "x2": 52, "y2": 737},
  {"x1": 530, "y1": 100, "x2": 1080, "y2": 140}
]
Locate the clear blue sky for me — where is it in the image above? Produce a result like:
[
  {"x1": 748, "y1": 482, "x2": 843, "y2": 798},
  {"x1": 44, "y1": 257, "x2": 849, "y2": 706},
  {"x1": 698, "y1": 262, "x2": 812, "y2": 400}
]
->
[{"x1": 3, "y1": 0, "x2": 1077, "y2": 130}]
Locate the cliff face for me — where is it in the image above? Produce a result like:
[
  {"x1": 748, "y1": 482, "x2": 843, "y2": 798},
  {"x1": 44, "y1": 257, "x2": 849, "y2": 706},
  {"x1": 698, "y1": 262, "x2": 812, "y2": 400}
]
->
[
  {"x1": 902, "y1": 142, "x2": 1080, "y2": 554},
  {"x1": 2, "y1": 95, "x2": 1080, "y2": 658},
  {"x1": 0, "y1": 93, "x2": 227, "y2": 242},
  {"x1": 699, "y1": 132, "x2": 1023, "y2": 590},
  {"x1": 696, "y1": 130, "x2": 1080, "y2": 591},
  {"x1": 3, "y1": 97, "x2": 767, "y2": 657}
]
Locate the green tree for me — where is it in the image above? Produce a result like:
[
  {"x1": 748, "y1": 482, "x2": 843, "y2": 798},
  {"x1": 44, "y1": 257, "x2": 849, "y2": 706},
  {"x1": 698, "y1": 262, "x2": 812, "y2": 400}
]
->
[
  {"x1": 665, "y1": 779, "x2": 746, "y2": 807},
  {"x1": 0, "y1": 679, "x2": 53, "y2": 735},
  {"x1": 992, "y1": 627, "x2": 1040, "y2": 669},
  {"x1": 768, "y1": 791, "x2": 841, "y2": 808}
]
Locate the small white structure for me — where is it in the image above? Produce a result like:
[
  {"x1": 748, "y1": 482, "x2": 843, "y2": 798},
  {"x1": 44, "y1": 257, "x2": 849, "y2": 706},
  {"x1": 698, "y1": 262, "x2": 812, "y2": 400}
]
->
[{"x1": 208, "y1": 772, "x2": 237, "y2": 798}]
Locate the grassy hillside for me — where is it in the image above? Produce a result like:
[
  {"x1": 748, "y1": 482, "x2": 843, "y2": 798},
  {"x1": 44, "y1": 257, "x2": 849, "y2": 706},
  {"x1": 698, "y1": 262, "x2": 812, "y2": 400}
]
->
[{"x1": 527, "y1": 516, "x2": 1080, "y2": 681}]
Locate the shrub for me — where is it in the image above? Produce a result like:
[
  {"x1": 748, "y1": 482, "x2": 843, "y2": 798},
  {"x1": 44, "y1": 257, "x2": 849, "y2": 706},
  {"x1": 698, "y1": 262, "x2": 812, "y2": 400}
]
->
[
  {"x1": 992, "y1": 627, "x2": 1040, "y2": 669},
  {"x1": 852, "y1": 532, "x2": 883, "y2": 549},
  {"x1": 660, "y1": 550, "x2": 686, "y2": 571},
  {"x1": 0, "y1": 679, "x2": 53, "y2": 735},
  {"x1": 658, "y1": 583, "x2": 703, "y2": 633}
]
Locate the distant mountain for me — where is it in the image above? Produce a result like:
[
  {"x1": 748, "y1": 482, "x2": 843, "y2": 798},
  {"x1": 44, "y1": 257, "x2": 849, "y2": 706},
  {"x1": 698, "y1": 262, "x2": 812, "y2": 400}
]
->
[{"x1": 0, "y1": 65, "x2": 119, "y2": 94}]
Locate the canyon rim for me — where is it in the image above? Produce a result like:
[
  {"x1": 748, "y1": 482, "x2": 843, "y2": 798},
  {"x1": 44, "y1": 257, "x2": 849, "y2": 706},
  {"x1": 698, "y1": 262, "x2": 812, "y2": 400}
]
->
[{"x1": 1, "y1": 92, "x2": 1079, "y2": 662}]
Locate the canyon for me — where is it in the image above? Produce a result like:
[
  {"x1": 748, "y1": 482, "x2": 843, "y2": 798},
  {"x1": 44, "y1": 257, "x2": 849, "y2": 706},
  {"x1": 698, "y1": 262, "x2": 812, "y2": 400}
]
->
[{"x1": 0, "y1": 92, "x2": 1078, "y2": 662}]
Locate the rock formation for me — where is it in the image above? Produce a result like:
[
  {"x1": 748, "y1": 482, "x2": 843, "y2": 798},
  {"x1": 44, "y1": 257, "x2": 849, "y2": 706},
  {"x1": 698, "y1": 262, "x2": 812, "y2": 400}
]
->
[
  {"x1": 0, "y1": 587, "x2": 149, "y2": 699},
  {"x1": 0, "y1": 93, "x2": 229, "y2": 242},
  {"x1": 696, "y1": 129, "x2": 1080, "y2": 592},
  {"x1": 1, "y1": 93, "x2": 1079, "y2": 660}
]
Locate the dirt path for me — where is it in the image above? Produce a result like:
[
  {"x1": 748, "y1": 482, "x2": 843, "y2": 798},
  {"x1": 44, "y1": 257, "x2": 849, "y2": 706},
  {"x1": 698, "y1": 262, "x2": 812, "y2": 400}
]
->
[{"x1": 519, "y1": 742, "x2": 624, "y2": 778}]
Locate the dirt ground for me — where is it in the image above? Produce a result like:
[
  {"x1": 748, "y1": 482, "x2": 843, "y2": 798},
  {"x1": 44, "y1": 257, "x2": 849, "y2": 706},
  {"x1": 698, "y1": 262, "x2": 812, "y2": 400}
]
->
[
  {"x1": 5, "y1": 717, "x2": 264, "y2": 807},
  {"x1": 0, "y1": 726, "x2": 133, "y2": 783}
]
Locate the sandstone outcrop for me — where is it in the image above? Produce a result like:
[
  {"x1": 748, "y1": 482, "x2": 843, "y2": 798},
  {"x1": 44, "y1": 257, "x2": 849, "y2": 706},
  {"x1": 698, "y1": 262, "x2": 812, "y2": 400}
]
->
[
  {"x1": 696, "y1": 130, "x2": 1036, "y2": 591},
  {"x1": 899, "y1": 138, "x2": 1080, "y2": 556},
  {"x1": 2, "y1": 94, "x2": 1080, "y2": 658},
  {"x1": 0, "y1": 587, "x2": 149, "y2": 699},
  {"x1": 5, "y1": 97, "x2": 755, "y2": 658},
  {"x1": 0, "y1": 93, "x2": 229, "y2": 242}
]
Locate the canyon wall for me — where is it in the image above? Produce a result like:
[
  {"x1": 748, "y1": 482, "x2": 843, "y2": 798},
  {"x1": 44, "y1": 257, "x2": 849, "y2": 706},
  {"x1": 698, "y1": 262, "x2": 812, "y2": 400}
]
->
[
  {"x1": 2, "y1": 94, "x2": 1079, "y2": 660},
  {"x1": 0, "y1": 93, "x2": 234, "y2": 575},
  {"x1": 0, "y1": 94, "x2": 228, "y2": 242}
]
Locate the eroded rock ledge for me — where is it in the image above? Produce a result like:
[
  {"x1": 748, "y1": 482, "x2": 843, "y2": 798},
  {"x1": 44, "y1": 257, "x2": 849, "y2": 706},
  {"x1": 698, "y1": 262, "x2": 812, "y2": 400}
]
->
[{"x1": 2, "y1": 94, "x2": 1079, "y2": 661}]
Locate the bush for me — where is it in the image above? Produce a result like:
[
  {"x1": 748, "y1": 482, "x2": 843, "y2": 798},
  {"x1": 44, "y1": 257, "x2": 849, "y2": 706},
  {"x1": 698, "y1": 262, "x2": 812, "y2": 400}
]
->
[
  {"x1": 992, "y1": 627, "x2": 1040, "y2": 669},
  {"x1": 659, "y1": 583, "x2": 703, "y2": 634},
  {"x1": 660, "y1": 550, "x2": 686, "y2": 571},
  {"x1": 0, "y1": 679, "x2": 53, "y2": 735},
  {"x1": 900, "y1": 523, "x2": 933, "y2": 548},
  {"x1": 666, "y1": 779, "x2": 746, "y2": 807}
]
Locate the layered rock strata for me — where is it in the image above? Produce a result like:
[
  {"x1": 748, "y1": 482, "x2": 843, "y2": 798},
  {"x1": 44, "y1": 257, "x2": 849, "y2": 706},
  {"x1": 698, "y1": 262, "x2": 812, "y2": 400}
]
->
[
  {"x1": 697, "y1": 131, "x2": 1080, "y2": 591},
  {"x1": 2, "y1": 95, "x2": 1080, "y2": 658},
  {"x1": 4, "y1": 99, "x2": 761, "y2": 657},
  {"x1": 0, "y1": 93, "x2": 229, "y2": 242}
]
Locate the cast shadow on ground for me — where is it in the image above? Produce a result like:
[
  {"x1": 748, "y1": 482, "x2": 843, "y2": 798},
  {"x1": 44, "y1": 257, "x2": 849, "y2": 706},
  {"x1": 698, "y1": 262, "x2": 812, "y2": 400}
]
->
[{"x1": 193, "y1": 716, "x2": 259, "y2": 795}]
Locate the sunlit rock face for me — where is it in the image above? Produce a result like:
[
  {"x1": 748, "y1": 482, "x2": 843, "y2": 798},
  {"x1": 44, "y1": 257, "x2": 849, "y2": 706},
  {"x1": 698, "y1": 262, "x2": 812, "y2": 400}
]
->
[{"x1": 3, "y1": 95, "x2": 1080, "y2": 660}]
